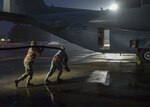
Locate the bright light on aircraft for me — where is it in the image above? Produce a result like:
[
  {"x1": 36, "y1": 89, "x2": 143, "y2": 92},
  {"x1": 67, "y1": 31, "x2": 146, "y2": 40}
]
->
[{"x1": 109, "y1": 3, "x2": 119, "y2": 11}]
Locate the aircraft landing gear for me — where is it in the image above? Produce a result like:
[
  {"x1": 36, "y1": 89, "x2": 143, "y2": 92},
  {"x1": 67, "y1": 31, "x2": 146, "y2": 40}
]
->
[{"x1": 138, "y1": 49, "x2": 150, "y2": 63}]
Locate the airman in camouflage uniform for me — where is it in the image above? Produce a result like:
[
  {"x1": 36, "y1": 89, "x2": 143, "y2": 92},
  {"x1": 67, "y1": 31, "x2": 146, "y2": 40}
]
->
[
  {"x1": 15, "y1": 41, "x2": 43, "y2": 88},
  {"x1": 44, "y1": 47, "x2": 70, "y2": 84}
]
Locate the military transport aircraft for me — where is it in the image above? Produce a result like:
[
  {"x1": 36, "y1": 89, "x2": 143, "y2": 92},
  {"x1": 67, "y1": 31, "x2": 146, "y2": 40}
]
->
[{"x1": 0, "y1": 0, "x2": 150, "y2": 63}]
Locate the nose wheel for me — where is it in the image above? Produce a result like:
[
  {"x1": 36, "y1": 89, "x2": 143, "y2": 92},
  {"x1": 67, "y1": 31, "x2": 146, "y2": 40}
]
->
[
  {"x1": 139, "y1": 49, "x2": 150, "y2": 63},
  {"x1": 144, "y1": 51, "x2": 150, "y2": 60}
]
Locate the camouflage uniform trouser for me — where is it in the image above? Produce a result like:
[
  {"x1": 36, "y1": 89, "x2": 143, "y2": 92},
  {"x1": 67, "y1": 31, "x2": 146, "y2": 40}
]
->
[
  {"x1": 17, "y1": 60, "x2": 33, "y2": 84},
  {"x1": 45, "y1": 60, "x2": 63, "y2": 81}
]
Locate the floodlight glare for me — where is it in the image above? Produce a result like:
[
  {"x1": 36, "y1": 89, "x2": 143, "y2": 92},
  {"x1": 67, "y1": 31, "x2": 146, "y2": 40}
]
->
[{"x1": 110, "y1": 3, "x2": 118, "y2": 11}]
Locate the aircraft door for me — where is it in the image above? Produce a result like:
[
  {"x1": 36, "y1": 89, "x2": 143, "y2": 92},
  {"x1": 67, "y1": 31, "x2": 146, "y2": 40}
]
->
[{"x1": 97, "y1": 28, "x2": 110, "y2": 49}]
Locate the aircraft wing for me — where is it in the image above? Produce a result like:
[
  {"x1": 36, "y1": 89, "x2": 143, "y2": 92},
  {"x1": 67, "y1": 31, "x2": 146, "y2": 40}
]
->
[
  {"x1": 0, "y1": 11, "x2": 66, "y2": 34},
  {"x1": 0, "y1": 11, "x2": 28, "y2": 23}
]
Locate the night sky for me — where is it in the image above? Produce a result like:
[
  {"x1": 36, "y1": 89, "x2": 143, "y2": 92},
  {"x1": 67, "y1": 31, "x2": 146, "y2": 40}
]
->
[{"x1": 0, "y1": 0, "x2": 113, "y2": 36}]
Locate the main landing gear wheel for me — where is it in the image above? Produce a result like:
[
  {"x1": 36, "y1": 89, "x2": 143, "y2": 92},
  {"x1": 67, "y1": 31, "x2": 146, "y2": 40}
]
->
[{"x1": 139, "y1": 49, "x2": 150, "y2": 63}]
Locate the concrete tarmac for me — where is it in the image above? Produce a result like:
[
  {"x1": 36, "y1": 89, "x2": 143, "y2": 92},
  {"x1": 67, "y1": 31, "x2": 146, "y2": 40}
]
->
[{"x1": 0, "y1": 43, "x2": 150, "y2": 107}]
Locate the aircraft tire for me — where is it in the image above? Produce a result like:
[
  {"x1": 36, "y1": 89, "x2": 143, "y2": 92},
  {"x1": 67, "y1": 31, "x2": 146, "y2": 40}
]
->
[{"x1": 139, "y1": 49, "x2": 150, "y2": 63}]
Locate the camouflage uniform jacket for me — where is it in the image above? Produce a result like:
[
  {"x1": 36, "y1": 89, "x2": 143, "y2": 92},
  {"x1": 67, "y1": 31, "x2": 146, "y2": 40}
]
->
[{"x1": 24, "y1": 47, "x2": 42, "y2": 62}]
